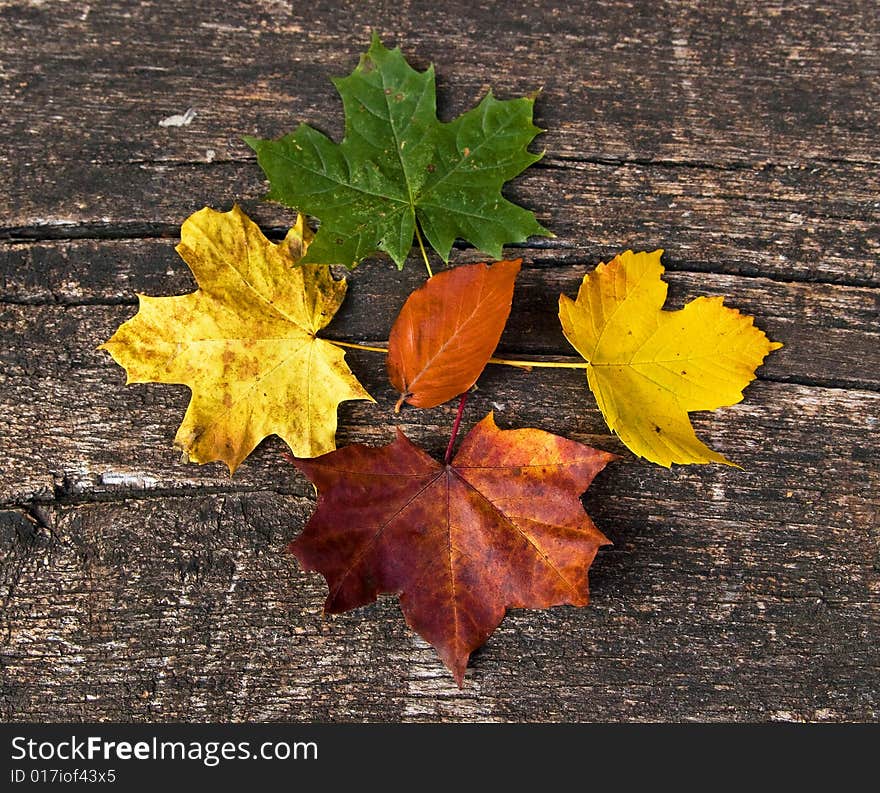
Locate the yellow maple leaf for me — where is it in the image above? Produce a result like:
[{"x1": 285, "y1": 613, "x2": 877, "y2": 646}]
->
[
  {"x1": 559, "y1": 250, "x2": 782, "y2": 467},
  {"x1": 100, "y1": 205, "x2": 373, "y2": 472}
]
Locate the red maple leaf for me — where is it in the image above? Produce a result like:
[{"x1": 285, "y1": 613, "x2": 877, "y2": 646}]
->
[{"x1": 290, "y1": 412, "x2": 615, "y2": 684}]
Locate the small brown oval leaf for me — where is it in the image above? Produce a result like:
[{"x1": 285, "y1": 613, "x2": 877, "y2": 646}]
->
[{"x1": 387, "y1": 259, "x2": 521, "y2": 409}]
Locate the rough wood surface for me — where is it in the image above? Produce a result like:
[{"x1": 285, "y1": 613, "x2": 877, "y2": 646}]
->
[{"x1": 0, "y1": 0, "x2": 877, "y2": 722}]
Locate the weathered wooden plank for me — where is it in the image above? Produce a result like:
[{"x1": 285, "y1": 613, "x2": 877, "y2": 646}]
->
[
  {"x1": 0, "y1": 261, "x2": 875, "y2": 465},
  {"x1": 3, "y1": 241, "x2": 877, "y2": 390},
  {"x1": 0, "y1": 293, "x2": 877, "y2": 517},
  {"x1": 2, "y1": 160, "x2": 878, "y2": 286},
  {"x1": 2, "y1": 0, "x2": 878, "y2": 286},
  {"x1": 1, "y1": 0, "x2": 878, "y2": 170},
  {"x1": 1, "y1": 457, "x2": 876, "y2": 721}
]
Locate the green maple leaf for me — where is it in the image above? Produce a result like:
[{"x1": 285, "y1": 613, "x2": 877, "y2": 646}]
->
[{"x1": 244, "y1": 35, "x2": 550, "y2": 269}]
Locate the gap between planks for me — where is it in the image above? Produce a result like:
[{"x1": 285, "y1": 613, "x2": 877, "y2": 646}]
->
[
  {"x1": 2, "y1": 151, "x2": 878, "y2": 173},
  {"x1": 0, "y1": 243, "x2": 876, "y2": 290}
]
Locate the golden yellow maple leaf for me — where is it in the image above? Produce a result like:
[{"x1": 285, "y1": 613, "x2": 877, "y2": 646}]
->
[
  {"x1": 100, "y1": 205, "x2": 373, "y2": 472},
  {"x1": 559, "y1": 250, "x2": 782, "y2": 467}
]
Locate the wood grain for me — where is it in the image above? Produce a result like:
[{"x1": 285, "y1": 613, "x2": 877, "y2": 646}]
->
[
  {"x1": 0, "y1": 0, "x2": 877, "y2": 722},
  {"x1": 3, "y1": 163, "x2": 878, "y2": 286}
]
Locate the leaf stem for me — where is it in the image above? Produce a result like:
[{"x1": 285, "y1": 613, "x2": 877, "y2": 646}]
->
[
  {"x1": 413, "y1": 223, "x2": 433, "y2": 278},
  {"x1": 325, "y1": 339, "x2": 390, "y2": 354},
  {"x1": 486, "y1": 356, "x2": 588, "y2": 370},
  {"x1": 444, "y1": 392, "x2": 469, "y2": 464},
  {"x1": 326, "y1": 339, "x2": 589, "y2": 369}
]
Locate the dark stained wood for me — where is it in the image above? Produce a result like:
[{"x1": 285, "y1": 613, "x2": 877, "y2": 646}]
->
[
  {"x1": 0, "y1": 0, "x2": 877, "y2": 722},
  {"x1": 2, "y1": 247, "x2": 875, "y2": 387},
  {"x1": 2, "y1": 0, "x2": 878, "y2": 166},
  {"x1": 3, "y1": 163, "x2": 879, "y2": 286},
  {"x1": 1, "y1": 378, "x2": 878, "y2": 721}
]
